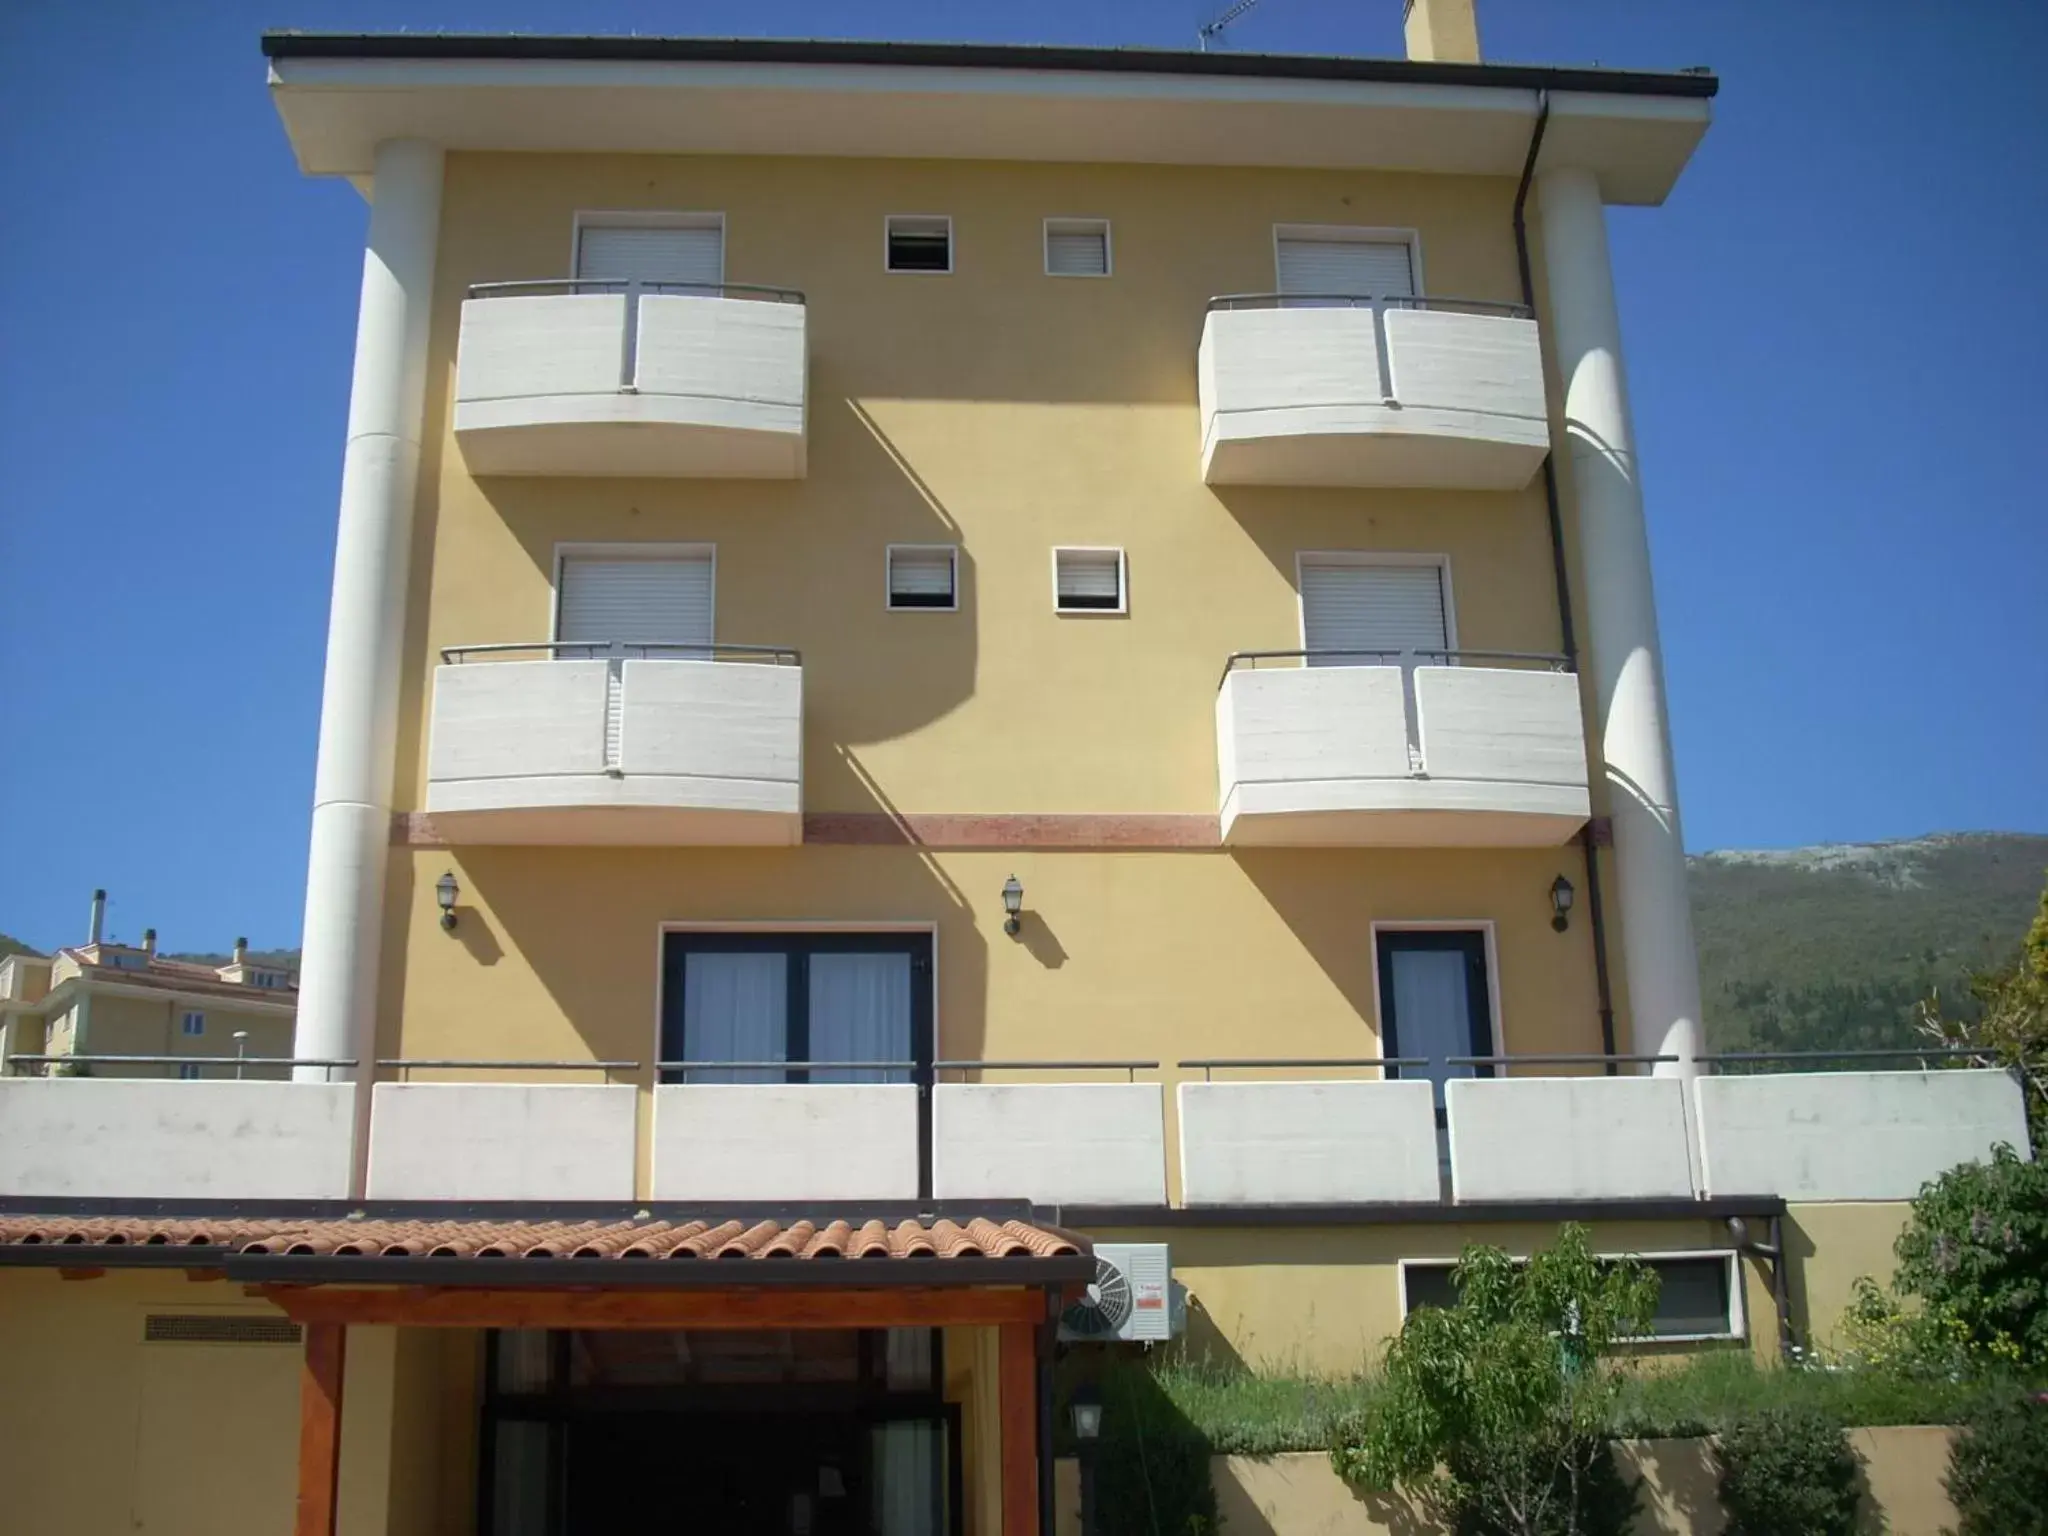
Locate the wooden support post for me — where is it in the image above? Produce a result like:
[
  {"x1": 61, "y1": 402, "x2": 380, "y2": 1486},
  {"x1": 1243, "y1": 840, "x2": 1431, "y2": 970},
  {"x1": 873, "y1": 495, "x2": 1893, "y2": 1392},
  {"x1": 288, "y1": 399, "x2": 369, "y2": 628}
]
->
[
  {"x1": 999, "y1": 1320, "x2": 1039, "y2": 1536},
  {"x1": 295, "y1": 1321, "x2": 346, "y2": 1536}
]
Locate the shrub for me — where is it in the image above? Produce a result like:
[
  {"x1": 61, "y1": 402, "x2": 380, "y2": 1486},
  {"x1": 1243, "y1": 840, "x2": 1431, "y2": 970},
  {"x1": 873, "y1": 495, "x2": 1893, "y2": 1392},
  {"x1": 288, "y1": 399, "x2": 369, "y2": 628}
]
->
[
  {"x1": 1055, "y1": 1355, "x2": 1218, "y2": 1536},
  {"x1": 1330, "y1": 1225, "x2": 1652, "y2": 1536},
  {"x1": 1945, "y1": 1390, "x2": 2048, "y2": 1536},
  {"x1": 1891, "y1": 1145, "x2": 2048, "y2": 1367},
  {"x1": 1713, "y1": 1405, "x2": 1861, "y2": 1536}
]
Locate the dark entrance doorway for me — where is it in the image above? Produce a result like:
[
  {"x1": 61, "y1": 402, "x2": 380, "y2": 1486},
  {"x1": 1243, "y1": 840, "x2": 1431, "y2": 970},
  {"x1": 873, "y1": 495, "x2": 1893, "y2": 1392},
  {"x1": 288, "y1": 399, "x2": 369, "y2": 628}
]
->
[{"x1": 481, "y1": 1327, "x2": 957, "y2": 1536}]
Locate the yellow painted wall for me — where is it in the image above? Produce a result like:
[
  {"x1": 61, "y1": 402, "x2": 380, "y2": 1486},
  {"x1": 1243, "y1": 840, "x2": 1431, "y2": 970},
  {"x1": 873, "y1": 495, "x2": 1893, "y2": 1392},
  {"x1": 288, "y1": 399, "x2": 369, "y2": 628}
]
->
[
  {"x1": 945, "y1": 1323, "x2": 1005, "y2": 1536},
  {"x1": 68, "y1": 988, "x2": 295, "y2": 1077},
  {"x1": 1785, "y1": 1201, "x2": 1916, "y2": 1351}
]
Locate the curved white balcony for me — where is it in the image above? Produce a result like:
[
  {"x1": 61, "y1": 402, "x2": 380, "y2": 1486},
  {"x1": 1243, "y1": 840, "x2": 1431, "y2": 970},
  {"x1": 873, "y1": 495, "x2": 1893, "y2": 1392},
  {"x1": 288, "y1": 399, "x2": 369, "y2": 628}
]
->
[
  {"x1": 1198, "y1": 295, "x2": 1548, "y2": 489},
  {"x1": 424, "y1": 642, "x2": 803, "y2": 845},
  {"x1": 453, "y1": 280, "x2": 807, "y2": 478},
  {"x1": 1216, "y1": 650, "x2": 1590, "y2": 846}
]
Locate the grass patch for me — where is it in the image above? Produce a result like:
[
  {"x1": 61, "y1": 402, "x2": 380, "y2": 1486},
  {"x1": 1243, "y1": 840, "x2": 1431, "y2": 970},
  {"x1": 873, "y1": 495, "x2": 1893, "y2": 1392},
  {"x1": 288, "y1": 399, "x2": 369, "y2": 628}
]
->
[
  {"x1": 1149, "y1": 1356, "x2": 1384, "y2": 1455},
  {"x1": 1607, "y1": 1350, "x2": 2021, "y2": 1438}
]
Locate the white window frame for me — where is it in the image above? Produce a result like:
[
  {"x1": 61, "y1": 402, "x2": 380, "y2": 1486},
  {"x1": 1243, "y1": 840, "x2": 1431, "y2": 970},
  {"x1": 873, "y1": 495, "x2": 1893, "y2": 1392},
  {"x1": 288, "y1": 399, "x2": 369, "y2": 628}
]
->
[
  {"x1": 180, "y1": 1010, "x2": 205, "y2": 1038},
  {"x1": 1272, "y1": 223, "x2": 1426, "y2": 296},
  {"x1": 884, "y1": 544, "x2": 961, "y2": 614},
  {"x1": 883, "y1": 214, "x2": 954, "y2": 275},
  {"x1": 1368, "y1": 920, "x2": 1504, "y2": 1061},
  {"x1": 549, "y1": 542, "x2": 718, "y2": 646},
  {"x1": 1051, "y1": 546, "x2": 1129, "y2": 617},
  {"x1": 1043, "y1": 217, "x2": 1113, "y2": 278},
  {"x1": 177, "y1": 1062, "x2": 203, "y2": 1081},
  {"x1": 568, "y1": 211, "x2": 727, "y2": 286},
  {"x1": 1395, "y1": 1249, "x2": 1748, "y2": 1344},
  {"x1": 1294, "y1": 551, "x2": 1459, "y2": 661}
]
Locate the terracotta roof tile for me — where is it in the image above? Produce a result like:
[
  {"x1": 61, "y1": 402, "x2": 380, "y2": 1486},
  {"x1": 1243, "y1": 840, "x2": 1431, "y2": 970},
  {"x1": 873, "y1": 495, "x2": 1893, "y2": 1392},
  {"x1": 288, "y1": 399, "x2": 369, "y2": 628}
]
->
[{"x1": 0, "y1": 1211, "x2": 1082, "y2": 1266}]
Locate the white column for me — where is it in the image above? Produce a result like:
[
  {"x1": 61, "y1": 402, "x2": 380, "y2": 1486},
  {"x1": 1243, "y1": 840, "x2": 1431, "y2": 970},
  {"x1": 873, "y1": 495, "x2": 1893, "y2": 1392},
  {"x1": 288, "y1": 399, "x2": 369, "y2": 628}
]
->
[
  {"x1": 1536, "y1": 165, "x2": 1703, "y2": 1076},
  {"x1": 293, "y1": 140, "x2": 443, "y2": 1084}
]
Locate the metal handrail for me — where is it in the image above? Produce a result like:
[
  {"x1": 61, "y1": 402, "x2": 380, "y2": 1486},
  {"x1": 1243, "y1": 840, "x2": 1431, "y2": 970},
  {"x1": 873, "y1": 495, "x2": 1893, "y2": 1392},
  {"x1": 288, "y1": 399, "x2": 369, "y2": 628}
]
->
[
  {"x1": 1207, "y1": 292, "x2": 1530, "y2": 318},
  {"x1": 4, "y1": 1053, "x2": 356, "y2": 1082},
  {"x1": 377, "y1": 1058, "x2": 641, "y2": 1077},
  {"x1": 440, "y1": 640, "x2": 802, "y2": 666},
  {"x1": 1221, "y1": 648, "x2": 1572, "y2": 689},
  {"x1": 934, "y1": 1059, "x2": 1158, "y2": 1083},
  {"x1": 468, "y1": 278, "x2": 805, "y2": 304},
  {"x1": 657, "y1": 1060, "x2": 918, "y2": 1076},
  {"x1": 1697, "y1": 1047, "x2": 2001, "y2": 1066},
  {"x1": 1181, "y1": 1057, "x2": 1427, "y2": 1082},
  {"x1": 1448, "y1": 1054, "x2": 1681, "y2": 1067}
]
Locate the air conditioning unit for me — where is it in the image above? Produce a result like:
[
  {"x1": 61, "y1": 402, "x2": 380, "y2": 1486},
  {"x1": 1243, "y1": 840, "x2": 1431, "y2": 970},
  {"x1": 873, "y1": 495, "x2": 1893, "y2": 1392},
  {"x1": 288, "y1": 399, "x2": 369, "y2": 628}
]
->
[{"x1": 1059, "y1": 1243, "x2": 1175, "y2": 1343}]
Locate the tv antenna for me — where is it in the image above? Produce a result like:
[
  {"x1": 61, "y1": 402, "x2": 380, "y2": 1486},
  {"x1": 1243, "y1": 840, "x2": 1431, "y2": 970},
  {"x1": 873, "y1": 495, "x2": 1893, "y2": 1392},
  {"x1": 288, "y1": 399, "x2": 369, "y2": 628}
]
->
[{"x1": 1199, "y1": 0, "x2": 1264, "y2": 51}]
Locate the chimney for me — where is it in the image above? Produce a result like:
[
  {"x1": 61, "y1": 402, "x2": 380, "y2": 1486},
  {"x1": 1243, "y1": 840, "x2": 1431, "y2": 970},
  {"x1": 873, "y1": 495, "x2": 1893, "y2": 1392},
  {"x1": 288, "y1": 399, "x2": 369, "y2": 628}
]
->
[
  {"x1": 88, "y1": 889, "x2": 106, "y2": 946},
  {"x1": 234, "y1": 937, "x2": 249, "y2": 967},
  {"x1": 1404, "y1": 0, "x2": 1481, "y2": 63},
  {"x1": 142, "y1": 928, "x2": 157, "y2": 958}
]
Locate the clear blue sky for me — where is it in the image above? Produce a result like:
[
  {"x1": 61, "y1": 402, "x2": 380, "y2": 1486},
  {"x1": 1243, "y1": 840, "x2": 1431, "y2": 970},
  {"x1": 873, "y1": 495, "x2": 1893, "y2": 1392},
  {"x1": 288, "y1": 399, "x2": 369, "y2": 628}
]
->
[{"x1": 2, "y1": 1, "x2": 2043, "y2": 954}]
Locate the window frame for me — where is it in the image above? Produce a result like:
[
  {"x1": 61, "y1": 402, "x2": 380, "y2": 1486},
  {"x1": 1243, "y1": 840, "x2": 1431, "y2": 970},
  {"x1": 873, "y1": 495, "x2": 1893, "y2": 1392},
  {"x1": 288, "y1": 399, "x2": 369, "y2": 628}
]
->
[
  {"x1": 1294, "y1": 550, "x2": 1458, "y2": 660},
  {"x1": 1271, "y1": 223, "x2": 1426, "y2": 297},
  {"x1": 180, "y1": 1010, "x2": 205, "y2": 1038},
  {"x1": 1370, "y1": 923, "x2": 1504, "y2": 1107},
  {"x1": 1043, "y1": 217, "x2": 1113, "y2": 278},
  {"x1": 1396, "y1": 1249, "x2": 1748, "y2": 1344},
  {"x1": 549, "y1": 542, "x2": 717, "y2": 647},
  {"x1": 883, "y1": 214, "x2": 954, "y2": 275},
  {"x1": 1051, "y1": 546, "x2": 1128, "y2": 617},
  {"x1": 568, "y1": 210, "x2": 727, "y2": 287},
  {"x1": 884, "y1": 544, "x2": 961, "y2": 613}
]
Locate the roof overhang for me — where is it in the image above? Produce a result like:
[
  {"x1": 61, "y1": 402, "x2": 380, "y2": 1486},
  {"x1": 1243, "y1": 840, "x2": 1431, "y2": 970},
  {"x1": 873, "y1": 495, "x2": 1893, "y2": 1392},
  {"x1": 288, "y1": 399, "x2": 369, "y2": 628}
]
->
[{"x1": 263, "y1": 35, "x2": 1716, "y2": 207}]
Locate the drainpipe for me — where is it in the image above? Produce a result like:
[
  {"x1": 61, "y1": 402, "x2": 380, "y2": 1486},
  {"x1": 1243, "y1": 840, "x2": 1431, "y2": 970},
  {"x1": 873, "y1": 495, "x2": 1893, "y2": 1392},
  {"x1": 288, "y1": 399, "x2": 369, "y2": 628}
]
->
[
  {"x1": 1511, "y1": 93, "x2": 1620, "y2": 1070},
  {"x1": 292, "y1": 139, "x2": 445, "y2": 1194}
]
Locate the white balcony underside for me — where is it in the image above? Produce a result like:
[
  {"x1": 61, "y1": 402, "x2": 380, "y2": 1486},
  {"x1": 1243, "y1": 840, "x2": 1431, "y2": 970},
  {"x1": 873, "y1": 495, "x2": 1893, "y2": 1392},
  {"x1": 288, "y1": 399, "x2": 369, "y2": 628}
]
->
[
  {"x1": 454, "y1": 398, "x2": 806, "y2": 478},
  {"x1": 1198, "y1": 306, "x2": 1548, "y2": 490},
  {"x1": 453, "y1": 290, "x2": 806, "y2": 478},
  {"x1": 424, "y1": 657, "x2": 802, "y2": 845},
  {"x1": 1217, "y1": 664, "x2": 1590, "y2": 848}
]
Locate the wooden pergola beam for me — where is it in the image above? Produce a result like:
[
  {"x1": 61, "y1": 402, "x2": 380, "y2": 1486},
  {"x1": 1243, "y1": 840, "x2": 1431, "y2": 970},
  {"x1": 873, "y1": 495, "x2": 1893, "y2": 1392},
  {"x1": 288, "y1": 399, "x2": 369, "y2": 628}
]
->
[
  {"x1": 259, "y1": 1282, "x2": 1048, "y2": 1331},
  {"x1": 999, "y1": 1320, "x2": 1038, "y2": 1536},
  {"x1": 294, "y1": 1322, "x2": 345, "y2": 1536}
]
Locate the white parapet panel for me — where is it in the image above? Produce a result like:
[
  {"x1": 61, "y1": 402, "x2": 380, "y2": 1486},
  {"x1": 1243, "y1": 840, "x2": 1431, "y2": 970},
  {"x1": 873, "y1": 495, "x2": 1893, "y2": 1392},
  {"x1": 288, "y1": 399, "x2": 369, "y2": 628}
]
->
[
  {"x1": 1446, "y1": 1076, "x2": 1698, "y2": 1202},
  {"x1": 365, "y1": 1083, "x2": 637, "y2": 1201},
  {"x1": 0, "y1": 1079, "x2": 353, "y2": 1199},
  {"x1": 1694, "y1": 1069, "x2": 2031, "y2": 1202},
  {"x1": 1178, "y1": 1080, "x2": 1440, "y2": 1205},
  {"x1": 425, "y1": 657, "x2": 802, "y2": 845},
  {"x1": 934, "y1": 1083, "x2": 1167, "y2": 1206},
  {"x1": 1219, "y1": 665, "x2": 1589, "y2": 847},
  {"x1": 453, "y1": 290, "x2": 807, "y2": 477},
  {"x1": 652, "y1": 1084, "x2": 920, "y2": 1201},
  {"x1": 1199, "y1": 305, "x2": 1547, "y2": 489}
]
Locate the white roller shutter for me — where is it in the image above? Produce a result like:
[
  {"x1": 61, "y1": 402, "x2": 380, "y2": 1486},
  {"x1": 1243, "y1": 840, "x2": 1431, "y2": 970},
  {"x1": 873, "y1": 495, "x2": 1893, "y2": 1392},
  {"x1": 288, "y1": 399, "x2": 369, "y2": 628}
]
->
[
  {"x1": 1300, "y1": 560, "x2": 1446, "y2": 664},
  {"x1": 575, "y1": 223, "x2": 724, "y2": 287},
  {"x1": 1276, "y1": 237, "x2": 1415, "y2": 299},
  {"x1": 556, "y1": 554, "x2": 714, "y2": 649},
  {"x1": 1045, "y1": 220, "x2": 1110, "y2": 277},
  {"x1": 887, "y1": 546, "x2": 958, "y2": 609},
  {"x1": 1054, "y1": 549, "x2": 1125, "y2": 612}
]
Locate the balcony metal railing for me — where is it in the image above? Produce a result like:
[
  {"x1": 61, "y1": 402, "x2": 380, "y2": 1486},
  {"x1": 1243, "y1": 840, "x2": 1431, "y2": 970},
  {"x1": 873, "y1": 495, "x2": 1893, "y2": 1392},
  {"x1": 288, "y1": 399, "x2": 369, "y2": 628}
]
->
[
  {"x1": 1182, "y1": 1056, "x2": 1426, "y2": 1081},
  {"x1": 1220, "y1": 647, "x2": 1572, "y2": 689},
  {"x1": 3, "y1": 1053, "x2": 355, "y2": 1081},
  {"x1": 1206, "y1": 291, "x2": 1533, "y2": 408},
  {"x1": 440, "y1": 640, "x2": 801, "y2": 666},
  {"x1": 466, "y1": 277, "x2": 805, "y2": 392}
]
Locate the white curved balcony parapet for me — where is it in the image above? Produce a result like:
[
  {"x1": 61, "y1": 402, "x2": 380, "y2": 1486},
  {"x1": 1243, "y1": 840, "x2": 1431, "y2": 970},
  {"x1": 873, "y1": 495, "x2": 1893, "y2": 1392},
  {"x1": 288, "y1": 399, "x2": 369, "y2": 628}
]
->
[
  {"x1": 1198, "y1": 293, "x2": 1548, "y2": 489},
  {"x1": 454, "y1": 279, "x2": 808, "y2": 478},
  {"x1": 1216, "y1": 649, "x2": 1591, "y2": 847},
  {"x1": 424, "y1": 642, "x2": 803, "y2": 845}
]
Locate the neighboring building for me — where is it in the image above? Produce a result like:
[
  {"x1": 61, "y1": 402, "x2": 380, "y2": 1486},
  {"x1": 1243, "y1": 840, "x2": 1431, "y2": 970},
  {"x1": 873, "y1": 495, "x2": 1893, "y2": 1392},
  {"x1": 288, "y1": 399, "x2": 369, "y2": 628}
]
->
[
  {"x1": 0, "y1": 8, "x2": 2030, "y2": 1534},
  {"x1": 0, "y1": 890, "x2": 296, "y2": 1078}
]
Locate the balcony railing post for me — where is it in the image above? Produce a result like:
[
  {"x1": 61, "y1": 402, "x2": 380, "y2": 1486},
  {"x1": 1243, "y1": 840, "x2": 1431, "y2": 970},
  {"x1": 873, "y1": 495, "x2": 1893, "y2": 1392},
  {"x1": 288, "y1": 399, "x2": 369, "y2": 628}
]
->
[
  {"x1": 1398, "y1": 649, "x2": 1426, "y2": 774},
  {"x1": 1370, "y1": 294, "x2": 1397, "y2": 405},
  {"x1": 618, "y1": 279, "x2": 642, "y2": 391}
]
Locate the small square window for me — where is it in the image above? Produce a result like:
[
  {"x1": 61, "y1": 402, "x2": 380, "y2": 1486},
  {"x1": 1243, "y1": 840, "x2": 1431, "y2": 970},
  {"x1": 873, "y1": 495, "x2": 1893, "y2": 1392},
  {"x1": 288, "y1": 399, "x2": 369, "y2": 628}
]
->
[
  {"x1": 1045, "y1": 218, "x2": 1111, "y2": 278},
  {"x1": 181, "y1": 1011, "x2": 205, "y2": 1037},
  {"x1": 886, "y1": 545, "x2": 959, "y2": 611},
  {"x1": 886, "y1": 215, "x2": 952, "y2": 274},
  {"x1": 177, "y1": 1062, "x2": 202, "y2": 1081},
  {"x1": 1053, "y1": 548, "x2": 1126, "y2": 614}
]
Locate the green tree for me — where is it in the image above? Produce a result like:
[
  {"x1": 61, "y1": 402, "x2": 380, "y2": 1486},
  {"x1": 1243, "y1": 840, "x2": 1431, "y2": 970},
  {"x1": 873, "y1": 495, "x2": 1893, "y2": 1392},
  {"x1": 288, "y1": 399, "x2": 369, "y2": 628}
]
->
[
  {"x1": 1331, "y1": 1225, "x2": 1654, "y2": 1536},
  {"x1": 1921, "y1": 878, "x2": 2048, "y2": 1153}
]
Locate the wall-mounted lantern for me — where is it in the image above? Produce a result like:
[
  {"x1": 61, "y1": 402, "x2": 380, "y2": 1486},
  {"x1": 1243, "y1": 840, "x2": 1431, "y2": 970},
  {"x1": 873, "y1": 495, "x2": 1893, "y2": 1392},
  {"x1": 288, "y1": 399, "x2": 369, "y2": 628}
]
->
[
  {"x1": 1549, "y1": 874, "x2": 1575, "y2": 933},
  {"x1": 436, "y1": 871, "x2": 460, "y2": 931},
  {"x1": 1001, "y1": 875, "x2": 1024, "y2": 937}
]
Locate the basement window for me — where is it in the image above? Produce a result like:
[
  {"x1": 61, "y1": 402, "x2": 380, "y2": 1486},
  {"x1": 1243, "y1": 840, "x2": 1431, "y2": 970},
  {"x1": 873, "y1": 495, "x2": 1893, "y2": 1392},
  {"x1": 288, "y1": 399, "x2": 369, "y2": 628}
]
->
[
  {"x1": 886, "y1": 215, "x2": 953, "y2": 274},
  {"x1": 1402, "y1": 1253, "x2": 1743, "y2": 1341},
  {"x1": 1053, "y1": 548, "x2": 1127, "y2": 615},
  {"x1": 1044, "y1": 218, "x2": 1112, "y2": 277},
  {"x1": 887, "y1": 545, "x2": 959, "y2": 611}
]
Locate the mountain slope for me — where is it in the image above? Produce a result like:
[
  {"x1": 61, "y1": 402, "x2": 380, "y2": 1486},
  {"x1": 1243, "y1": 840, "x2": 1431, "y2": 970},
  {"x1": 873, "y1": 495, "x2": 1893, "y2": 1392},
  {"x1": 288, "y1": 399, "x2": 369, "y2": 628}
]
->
[
  {"x1": 1690, "y1": 832, "x2": 2048, "y2": 1052},
  {"x1": 0, "y1": 934, "x2": 41, "y2": 963}
]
